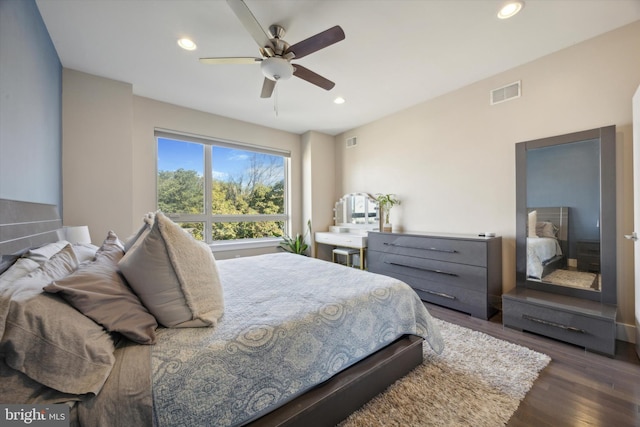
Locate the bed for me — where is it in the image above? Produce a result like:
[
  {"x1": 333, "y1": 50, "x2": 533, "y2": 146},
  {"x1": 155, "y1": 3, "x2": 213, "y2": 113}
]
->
[
  {"x1": 0, "y1": 199, "x2": 444, "y2": 426},
  {"x1": 526, "y1": 207, "x2": 568, "y2": 280}
]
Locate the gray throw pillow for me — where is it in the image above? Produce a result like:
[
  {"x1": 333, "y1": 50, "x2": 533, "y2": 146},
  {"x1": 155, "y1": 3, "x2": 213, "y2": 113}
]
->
[
  {"x1": 44, "y1": 231, "x2": 158, "y2": 345},
  {"x1": 118, "y1": 212, "x2": 224, "y2": 328}
]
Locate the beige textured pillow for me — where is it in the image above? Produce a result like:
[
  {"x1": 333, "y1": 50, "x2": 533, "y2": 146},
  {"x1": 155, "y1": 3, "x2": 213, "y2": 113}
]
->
[
  {"x1": 123, "y1": 212, "x2": 154, "y2": 253},
  {"x1": 536, "y1": 221, "x2": 557, "y2": 239},
  {"x1": 118, "y1": 212, "x2": 224, "y2": 328}
]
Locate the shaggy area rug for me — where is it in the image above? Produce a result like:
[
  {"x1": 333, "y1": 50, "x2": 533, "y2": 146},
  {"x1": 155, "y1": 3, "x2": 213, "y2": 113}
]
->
[
  {"x1": 543, "y1": 268, "x2": 598, "y2": 290},
  {"x1": 339, "y1": 319, "x2": 551, "y2": 427}
]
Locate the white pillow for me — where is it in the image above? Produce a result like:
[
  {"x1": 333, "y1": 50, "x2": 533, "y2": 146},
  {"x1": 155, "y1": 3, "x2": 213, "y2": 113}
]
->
[
  {"x1": 25, "y1": 241, "x2": 70, "y2": 264},
  {"x1": 72, "y1": 243, "x2": 100, "y2": 264},
  {"x1": 118, "y1": 212, "x2": 224, "y2": 328},
  {"x1": 0, "y1": 258, "x2": 40, "y2": 288},
  {"x1": 527, "y1": 210, "x2": 538, "y2": 238}
]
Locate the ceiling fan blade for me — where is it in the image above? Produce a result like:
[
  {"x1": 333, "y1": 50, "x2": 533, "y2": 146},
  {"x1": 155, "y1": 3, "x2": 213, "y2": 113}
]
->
[
  {"x1": 199, "y1": 57, "x2": 261, "y2": 65},
  {"x1": 292, "y1": 64, "x2": 335, "y2": 91},
  {"x1": 285, "y1": 26, "x2": 345, "y2": 59},
  {"x1": 226, "y1": 0, "x2": 274, "y2": 52},
  {"x1": 261, "y1": 78, "x2": 276, "y2": 98}
]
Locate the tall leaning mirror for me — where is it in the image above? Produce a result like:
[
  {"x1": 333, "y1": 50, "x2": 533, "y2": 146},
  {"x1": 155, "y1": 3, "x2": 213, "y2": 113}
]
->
[{"x1": 515, "y1": 125, "x2": 616, "y2": 305}]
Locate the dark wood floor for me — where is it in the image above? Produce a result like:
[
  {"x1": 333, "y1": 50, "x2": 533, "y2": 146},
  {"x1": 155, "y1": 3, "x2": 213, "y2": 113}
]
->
[{"x1": 423, "y1": 302, "x2": 640, "y2": 427}]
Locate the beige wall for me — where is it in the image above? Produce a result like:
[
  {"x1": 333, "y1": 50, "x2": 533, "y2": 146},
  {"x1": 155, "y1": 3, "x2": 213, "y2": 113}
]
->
[
  {"x1": 62, "y1": 69, "x2": 133, "y2": 241},
  {"x1": 336, "y1": 21, "x2": 640, "y2": 333},
  {"x1": 302, "y1": 130, "x2": 336, "y2": 257}
]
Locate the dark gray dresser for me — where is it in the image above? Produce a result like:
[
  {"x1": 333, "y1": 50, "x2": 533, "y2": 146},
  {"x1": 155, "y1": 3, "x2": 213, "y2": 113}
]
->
[{"x1": 367, "y1": 231, "x2": 502, "y2": 319}]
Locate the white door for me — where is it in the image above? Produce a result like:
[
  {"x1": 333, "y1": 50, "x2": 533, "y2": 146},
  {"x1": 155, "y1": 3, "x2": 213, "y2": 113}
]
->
[{"x1": 632, "y1": 86, "x2": 640, "y2": 358}]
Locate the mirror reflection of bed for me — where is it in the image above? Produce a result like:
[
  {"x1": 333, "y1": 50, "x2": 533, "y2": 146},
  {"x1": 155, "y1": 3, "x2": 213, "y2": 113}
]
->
[{"x1": 527, "y1": 206, "x2": 600, "y2": 291}]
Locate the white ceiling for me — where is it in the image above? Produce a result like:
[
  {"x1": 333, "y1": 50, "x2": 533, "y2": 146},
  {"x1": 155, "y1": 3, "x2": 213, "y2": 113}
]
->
[{"x1": 35, "y1": 0, "x2": 640, "y2": 136}]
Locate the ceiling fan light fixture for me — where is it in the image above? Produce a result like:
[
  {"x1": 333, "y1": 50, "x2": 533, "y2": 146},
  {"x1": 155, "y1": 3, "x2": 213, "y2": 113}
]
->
[
  {"x1": 497, "y1": 0, "x2": 524, "y2": 19},
  {"x1": 261, "y1": 57, "x2": 293, "y2": 81},
  {"x1": 334, "y1": 97, "x2": 345, "y2": 104}
]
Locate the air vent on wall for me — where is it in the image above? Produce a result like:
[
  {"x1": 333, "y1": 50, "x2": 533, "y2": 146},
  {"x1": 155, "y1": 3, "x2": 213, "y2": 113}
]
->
[
  {"x1": 490, "y1": 80, "x2": 521, "y2": 105},
  {"x1": 346, "y1": 136, "x2": 358, "y2": 148}
]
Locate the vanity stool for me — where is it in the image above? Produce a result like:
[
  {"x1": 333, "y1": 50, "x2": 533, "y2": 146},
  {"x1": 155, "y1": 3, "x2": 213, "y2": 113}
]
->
[{"x1": 332, "y1": 247, "x2": 359, "y2": 268}]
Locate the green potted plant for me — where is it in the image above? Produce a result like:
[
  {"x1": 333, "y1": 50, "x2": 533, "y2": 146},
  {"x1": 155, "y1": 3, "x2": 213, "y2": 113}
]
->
[
  {"x1": 279, "y1": 220, "x2": 312, "y2": 255},
  {"x1": 375, "y1": 194, "x2": 400, "y2": 232}
]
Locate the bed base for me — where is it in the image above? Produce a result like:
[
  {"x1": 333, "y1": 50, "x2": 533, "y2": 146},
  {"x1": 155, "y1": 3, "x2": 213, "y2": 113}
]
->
[
  {"x1": 540, "y1": 254, "x2": 565, "y2": 280},
  {"x1": 247, "y1": 335, "x2": 424, "y2": 427}
]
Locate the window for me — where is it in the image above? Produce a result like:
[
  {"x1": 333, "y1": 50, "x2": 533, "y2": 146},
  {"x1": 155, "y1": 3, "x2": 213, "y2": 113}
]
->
[{"x1": 156, "y1": 130, "x2": 289, "y2": 246}]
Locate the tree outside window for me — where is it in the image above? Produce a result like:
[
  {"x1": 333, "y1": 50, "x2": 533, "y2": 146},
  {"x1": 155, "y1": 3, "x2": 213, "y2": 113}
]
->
[{"x1": 157, "y1": 134, "x2": 288, "y2": 243}]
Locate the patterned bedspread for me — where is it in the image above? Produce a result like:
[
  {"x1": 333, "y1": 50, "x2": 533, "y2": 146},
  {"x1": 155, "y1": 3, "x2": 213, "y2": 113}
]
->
[
  {"x1": 151, "y1": 253, "x2": 443, "y2": 427},
  {"x1": 527, "y1": 237, "x2": 563, "y2": 279}
]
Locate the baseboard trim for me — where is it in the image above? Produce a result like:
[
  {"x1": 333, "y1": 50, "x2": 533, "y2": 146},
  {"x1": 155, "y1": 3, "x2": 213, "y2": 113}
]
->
[{"x1": 616, "y1": 321, "x2": 636, "y2": 343}]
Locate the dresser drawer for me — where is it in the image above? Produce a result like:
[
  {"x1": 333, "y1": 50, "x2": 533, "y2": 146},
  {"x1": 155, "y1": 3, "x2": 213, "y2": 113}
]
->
[
  {"x1": 366, "y1": 231, "x2": 501, "y2": 320},
  {"x1": 577, "y1": 256, "x2": 600, "y2": 273},
  {"x1": 503, "y1": 295, "x2": 615, "y2": 355},
  {"x1": 370, "y1": 264, "x2": 489, "y2": 318},
  {"x1": 368, "y1": 251, "x2": 487, "y2": 292},
  {"x1": 368, "y1": 233, "x2": 487, "y2": 267},
  {"x1": 413, "y1": 287, "x2": 489, "y2": 319},
  {"x1": 576, "y1": 240, "x2": 601, "y2": 272},
  {"x1": 577, "y1": 241, "x2": 600, "y2": 257},
  {"x1": 315, "y1": 231, "x2": 366, "y2": 248}
]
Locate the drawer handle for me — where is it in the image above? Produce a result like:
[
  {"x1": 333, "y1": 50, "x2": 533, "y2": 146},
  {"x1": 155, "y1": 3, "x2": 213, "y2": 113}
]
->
[
  {"x1": 385, "y1": 261, "x2": 459, "y2": 277},
  {"x1": 421, "y1": 288, "x2": 456, "y2": 300},
  {"x1": 522, "y1": 315, "x2": 586, "y2": 333},
  {"x1": 383, "y1": 242, "x2": 458, "y2": 254}
]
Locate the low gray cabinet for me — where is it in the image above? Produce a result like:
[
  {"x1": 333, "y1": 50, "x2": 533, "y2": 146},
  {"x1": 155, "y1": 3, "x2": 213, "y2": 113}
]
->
[
  {"x1": 502, "y1": 288, "x2": 616, "y2": 356},
  {"x1": 367, "y1": 232, "x2": 502, "y2": 320}
]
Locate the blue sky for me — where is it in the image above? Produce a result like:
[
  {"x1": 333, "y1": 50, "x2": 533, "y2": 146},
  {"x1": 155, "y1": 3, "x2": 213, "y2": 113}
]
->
[
  {"x1": 157, "y1": 137, "x2": 283, "y2": 182},
  {"x1": 158, "y1": 138, "x2": 203, "y2": 173}
]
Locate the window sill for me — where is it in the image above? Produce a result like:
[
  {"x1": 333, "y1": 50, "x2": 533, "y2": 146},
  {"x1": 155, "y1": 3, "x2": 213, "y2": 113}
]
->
[{"x1": 209, "y1": 237, "x2": 282, "y2": 253}]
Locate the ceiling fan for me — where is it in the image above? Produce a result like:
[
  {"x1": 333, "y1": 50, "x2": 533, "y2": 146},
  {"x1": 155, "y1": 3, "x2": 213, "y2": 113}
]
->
[{"x1": 200, "y1": 0, "x2": 345, "y2": 98}]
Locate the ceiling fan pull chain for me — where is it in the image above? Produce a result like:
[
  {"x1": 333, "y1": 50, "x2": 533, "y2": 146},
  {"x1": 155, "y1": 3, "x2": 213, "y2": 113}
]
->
[{"x1": 274, "y1": 85, "x2": 279, "y2": 117}]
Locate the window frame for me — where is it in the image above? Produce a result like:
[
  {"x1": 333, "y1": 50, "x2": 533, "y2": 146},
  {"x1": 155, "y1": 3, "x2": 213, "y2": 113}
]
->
[{"x1": 155, "y1": 129, "x2": 290, "y2": 250}]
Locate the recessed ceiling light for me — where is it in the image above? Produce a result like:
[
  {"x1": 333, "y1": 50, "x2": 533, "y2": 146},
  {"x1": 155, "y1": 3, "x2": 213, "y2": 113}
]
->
[
  {"x1": 334, "y1": 97, "x2": 345, "y2": 104},
  {"x1": 497, "y1": 0, "x2": 524, "y2": 19},
  {"x1": 177, "y1": 38, "x2": 197, "y2": 51}
]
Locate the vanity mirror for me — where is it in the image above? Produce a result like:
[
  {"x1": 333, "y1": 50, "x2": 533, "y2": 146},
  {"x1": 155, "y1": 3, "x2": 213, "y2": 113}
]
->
[
  {"x1": 504, "y1": 125, "x2": 617, "y2": 355},
  {"x1": 315, "y1": 193, "x2": 379, "y2": 270},
  {"x1": 334, "y1": 193, "x2": 379, "y2": 228}
]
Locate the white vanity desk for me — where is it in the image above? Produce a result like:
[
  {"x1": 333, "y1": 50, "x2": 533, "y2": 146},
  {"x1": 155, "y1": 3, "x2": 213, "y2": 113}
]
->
[
  {"x1": 314, "y1": 193, "x2": 379, "y2": 270},
  {"x1": 315, "y1": 228, "x2": 369, "y2": 269}
]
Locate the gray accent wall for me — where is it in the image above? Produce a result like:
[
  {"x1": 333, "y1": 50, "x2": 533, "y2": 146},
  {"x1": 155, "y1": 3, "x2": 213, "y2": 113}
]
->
[{"x1": 0, "y1": 0, "x2": 62, "y2": 207}]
